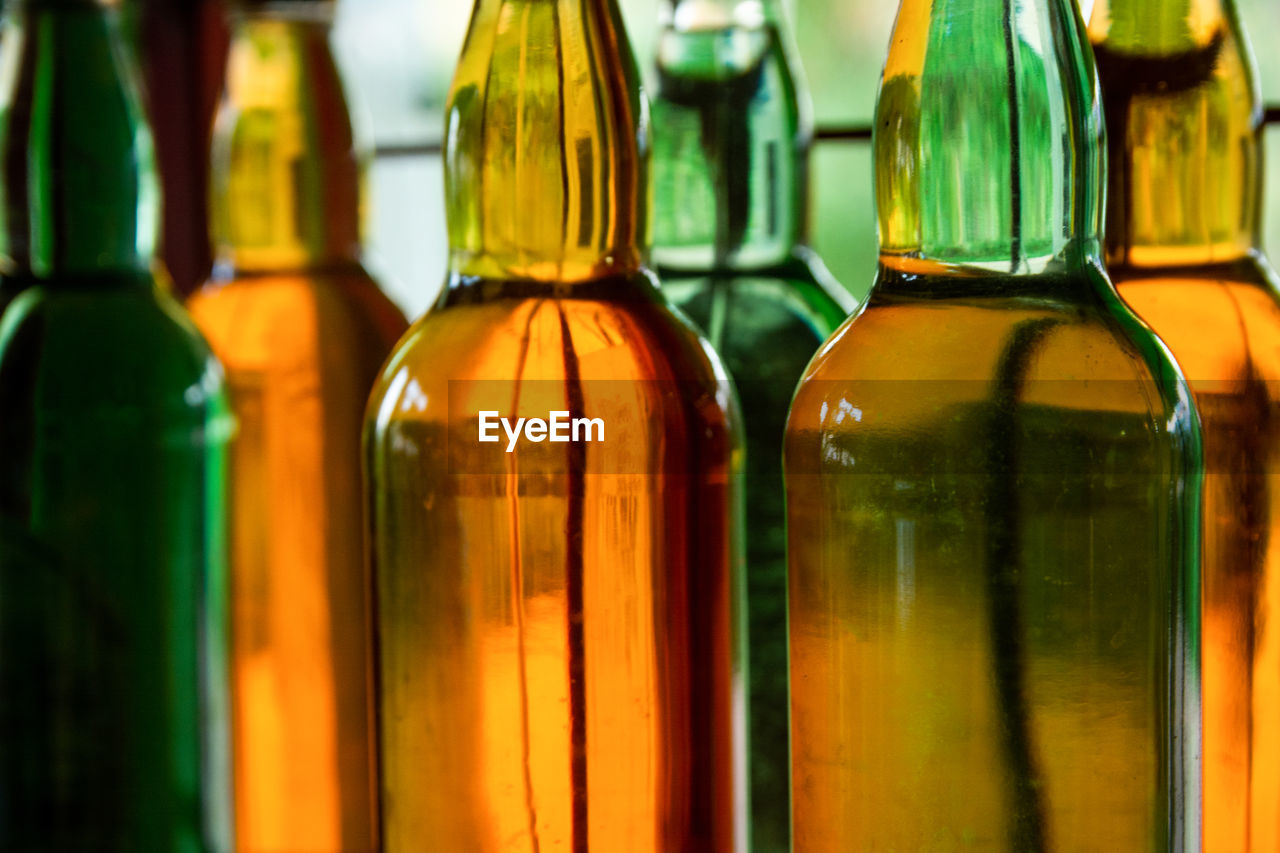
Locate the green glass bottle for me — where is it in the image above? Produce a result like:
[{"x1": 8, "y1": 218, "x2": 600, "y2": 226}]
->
[
  {"x1": 650, "y1": 2, "x2": 853, "y2": 850},
  {"x1": 0, "y1": 1, "x2": 234, "y2": 850},
  {"x1": 785, "y1": 0, "x2": 1201, "y2": 848}
]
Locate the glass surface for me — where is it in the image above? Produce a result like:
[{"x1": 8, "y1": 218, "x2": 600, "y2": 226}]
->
[
  {"x1": 0, "y1": 4, "x2": 233, "y2": 850},
  {"x1": 785, "y1": 0, "x2": 1202, "y2": 849},
  {"x1": 1091, "y1": 1, "x2": 1280, "y2": 849},
  {"x1": 365, "y1": 0, "x2": 744, "y2": 850},
  {"x1": 188, "y1": 8, "x2": 407, "y2": 851},
  {"x1": 190, "y1": 266, "x2": 402, "y2": 852},
  {"x1": 650, "y1": 2, "x2": 854, "y2": 849},
  {"x1": 662, "y1": 258, "x2": 846, "y2": 853}
]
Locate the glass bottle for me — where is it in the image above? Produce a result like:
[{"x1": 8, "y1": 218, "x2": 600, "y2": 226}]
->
[
  {"x1": 0, "y1": 0, "x2": 234, "y2": 850},
  {"x1": 785, "y1": 0, "x2": 1202, "y2": 848},
  {"x1": 650, "y1": 2, "x2": 853, "y2": 849},
  {"x1": 1090, "y1": 1, "x2": 1280, "y2": 848},
  {"x1": 364, "y1": 0, "x2": 745, "y2": 849},
  {"x1": 186, "y1": 2, "x2": 406, "y2": 850}
]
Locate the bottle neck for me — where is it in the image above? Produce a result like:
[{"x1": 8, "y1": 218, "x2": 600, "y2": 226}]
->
[
  {"x1": 211, "y1": 4, "x2": 360, "y2": 274},
  {"x1": 875, "y1": 0, "x2": 1104, "y2": 282},
  {"x1": 445, "y1": 0, "x2": 649, "y2": 284},
  {"x1": 652, "y1": 0, "x2": 811, "y2": 271},
  {"x1": 1089, "y1": 0, "x2": 1259, "y2": 268},
  {"x1": 0, "y1": 2, "x2": 159, "y2": 281}
]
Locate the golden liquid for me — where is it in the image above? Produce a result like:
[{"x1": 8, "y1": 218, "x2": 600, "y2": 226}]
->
[
  {"x1": 367, "y1": 276, "x2": 741, "y2": 851},
  {"x1": 1115, "y1": 262, "x2": 1280, "y2": 852},
  {"x1": 1091, "y1": 2, "x2": 1280, "y2": 844},
  {"x1": 368, "y1": 0, "x2": 743, "y2": 847},
  {"x1": 188, "y1": 267, "x2": 405, "y2": 851},
  {"x1": 787, "y1": 270, "x2": 1198, "y2": 850}
]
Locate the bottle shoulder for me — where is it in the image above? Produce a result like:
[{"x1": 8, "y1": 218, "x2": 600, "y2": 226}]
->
[
  {"x1": 366, "y1": 274, "x2": 737, "y2": 435},
  {"x1": 1110, "y1": 254, "x2": 1280, "y2": 386},
  {"x1": 0, "y1": 280, "x2": 228, "y2": 421},
  {"x1": 788, "y1": 284, "x2": 1198, "y2": 458},
  {"x1": 189, "y1": 264, "x2": 408, "y2": 372},
  {"x1": 658, "y1": 247, "x2": 858, "y2": 337}
]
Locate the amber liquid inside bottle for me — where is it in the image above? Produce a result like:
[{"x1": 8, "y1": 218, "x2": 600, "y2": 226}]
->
[
  {"x1": 365, "y1": 0, "x2": 743, "y2": 850},
  {"x1": 786, "y1": 0, "x2": 1201, "y2": 848},
  {"x1": 186, "y1": 8, "x2": 406, "y2": 850},
  {"x1": 1092, "y1": 2, "x2": 1280, "y2": 846},
  {"x1": 787, "y1": 268, "x2": 1197, "y2": 850}
]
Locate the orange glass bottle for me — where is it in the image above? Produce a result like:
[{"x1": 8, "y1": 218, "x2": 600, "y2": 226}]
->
[
  {"x1": 363, "y1": 0, "x2": 744, "y2": 850},
  {"x1": 1090, "y1": 1, "x2": 1280, "y2": 848},
  {"x1": 186, "y1": 2, "x2": 407, "y2": 849}
]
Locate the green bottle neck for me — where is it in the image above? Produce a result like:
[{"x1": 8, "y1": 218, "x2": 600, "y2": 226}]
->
[
  {"x1": 0, "y1": 2, "x2": 159, "y2": 281},
  {"x1": 211, "y1": 4, "x2": 362, "y2": 274},
  {"x1": 1090, "y1": 0, "x2": 1260, "y2": 268},
  {"x1": 875, "y1": 0, "x2": 1104, "y2": 284},
  {"x1": 651, "y1": 0, "x2": 811, "y2": 271}
]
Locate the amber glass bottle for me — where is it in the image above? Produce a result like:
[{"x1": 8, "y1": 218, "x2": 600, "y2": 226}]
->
[
  {"x1": 364, "y1": 0, "x2": 743, "y2": 850},
  {"x1": 187, "y1": 2, "x2": 406, "y2": 850},
  {"x1": 1090, "y1": 1, "x2": 1280, "y2": 848},
  {"x1": 650, "y1": 3, "x2": 853, "y2": 848},
  {"x1": 786, "y1": 0, "x2": 1202, "y2": 849},
  {"x1": 0, "y1": 0, "x2": 233, "y2": 849}
]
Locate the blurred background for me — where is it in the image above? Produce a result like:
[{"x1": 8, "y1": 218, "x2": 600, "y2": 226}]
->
[{"x1": 136, "y1": 0, "x2": 1280, "y2": 317}]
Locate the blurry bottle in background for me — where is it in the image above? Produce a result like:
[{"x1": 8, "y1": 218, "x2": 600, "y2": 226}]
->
[
  {"x1": 786, "y1": 0, "x2": 1201, "y2": 848},
  {"x1": 130, "y1": 0, "x2": 229, "y2": 299},
  {"x1": 650, "y1": 1, "x2": 853, "y2": 849},
  {"x1": 0, "y1": 0, "x2": 234, "y2": 849},
  {"x1": 364, "y1": 0, "x2": 745, "y2": 849},
  {"x1": 186, "y1": 1, "x2": 406, "y2": 850},
  {"x1": 1090, "y1": 0, "x2": 1280, "y2": 848}
]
